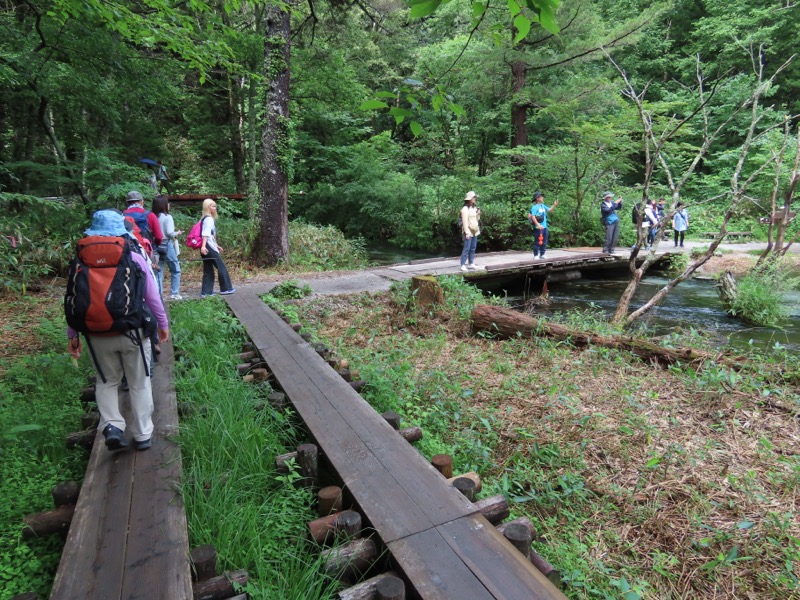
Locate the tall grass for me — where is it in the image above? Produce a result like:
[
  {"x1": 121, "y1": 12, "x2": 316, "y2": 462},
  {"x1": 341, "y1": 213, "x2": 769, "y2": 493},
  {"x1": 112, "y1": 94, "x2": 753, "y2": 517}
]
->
[
  {"x1": 170, "y1": 299, "x2": 340, "y2": 600},
  {"x1": 0, "y1": 296, "x2": 88, "y2": 599}
]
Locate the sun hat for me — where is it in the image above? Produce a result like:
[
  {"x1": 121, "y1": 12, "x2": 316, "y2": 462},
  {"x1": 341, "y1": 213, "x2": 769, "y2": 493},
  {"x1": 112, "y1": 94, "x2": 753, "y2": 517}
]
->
[
  {"x1": 84, "y1": 209, "x2": 130, "y2": 237},
  {"x1": 126, "y1": 190, "x2": 144, "y2": 203},
  {"x1": 532, "y1": 191, "x2": 544, "y2": 201},
  {"x1": 465, "y1": 191, "x2": 478, "y2": 201},
  {"x1": 602, "y1": 191, "x2": 614, "y2": 199}
]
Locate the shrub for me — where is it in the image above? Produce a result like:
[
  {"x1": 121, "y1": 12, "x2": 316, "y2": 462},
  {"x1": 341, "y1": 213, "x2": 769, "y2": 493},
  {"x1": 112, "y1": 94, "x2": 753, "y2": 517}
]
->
[{"x1": 727, "y1": 262, "x2": 797, "y2": 326}]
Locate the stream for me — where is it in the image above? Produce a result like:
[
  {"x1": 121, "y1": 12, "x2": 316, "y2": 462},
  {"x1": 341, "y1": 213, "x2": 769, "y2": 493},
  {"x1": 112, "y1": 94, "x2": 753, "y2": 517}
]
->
[{"x1": 366, "y1": 242, "x2": 800, "y2": 352}]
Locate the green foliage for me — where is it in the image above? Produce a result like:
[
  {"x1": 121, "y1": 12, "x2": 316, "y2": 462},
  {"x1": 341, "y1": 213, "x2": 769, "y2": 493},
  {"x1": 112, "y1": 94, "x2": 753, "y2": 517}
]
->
[
  {"x1": 0, "y1": 195, "x2": 83, "y2": 291},
  {"x1": 0, "y1": 299, "x2": 89, "y2": 599},
  {"x1": 286, "y1": 221, "x2": 369, "y2": 271},
  {"x1": 727, "y1": 262, "x2": 798, "y2": 327},
  {"x1": 269, "y1": 280, "x2": 313, "y2": 300},
  {"x1": 660, "y1": 251, "x2": 690, "y2": 274}
]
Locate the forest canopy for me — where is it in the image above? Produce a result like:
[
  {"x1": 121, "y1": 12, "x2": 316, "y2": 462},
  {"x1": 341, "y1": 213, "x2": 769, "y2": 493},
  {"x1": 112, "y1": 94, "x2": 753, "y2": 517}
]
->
[{"x1": 1, "y1": 0, "x2": 798, "y2": 255}]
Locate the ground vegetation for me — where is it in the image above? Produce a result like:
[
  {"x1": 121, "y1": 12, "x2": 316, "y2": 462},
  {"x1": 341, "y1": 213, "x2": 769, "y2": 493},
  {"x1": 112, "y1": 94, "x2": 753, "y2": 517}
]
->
[{"x1": 292, "y1": 279, "x2": 800, "y2": 599}]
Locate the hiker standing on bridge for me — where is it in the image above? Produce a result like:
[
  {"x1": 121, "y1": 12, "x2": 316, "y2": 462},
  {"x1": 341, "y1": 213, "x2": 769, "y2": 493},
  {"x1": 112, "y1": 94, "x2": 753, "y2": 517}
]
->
[
  {"x1": 600, "y1": 191, "x2": 623, "y2": 255},
  {"x1": 66, "y1": 209, "x2": 169, "y2": 452},
  {"x1": 673, "y1": 201, "x2": 689, "y2": 247},
  {"x1": 459, "y1": 191, "x2": 482, "y2": 271},
  {"x1": 200, "y1": 198, "x2": 235, "y2": 297},
  {"x1": 528, "y1": 191, "x2": 558, "y2": 260}
]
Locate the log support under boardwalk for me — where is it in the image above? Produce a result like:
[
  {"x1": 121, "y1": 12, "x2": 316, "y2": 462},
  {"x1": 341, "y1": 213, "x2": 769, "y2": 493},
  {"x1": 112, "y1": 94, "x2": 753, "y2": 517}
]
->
[{"x1": 192, "y1": 569, "x2": 248, "y2": 600}]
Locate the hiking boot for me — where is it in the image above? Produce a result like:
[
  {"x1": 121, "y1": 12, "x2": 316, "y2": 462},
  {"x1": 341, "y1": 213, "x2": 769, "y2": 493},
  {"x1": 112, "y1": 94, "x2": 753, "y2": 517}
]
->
[
  {"x1": 135, "y1": 438, "x2": 152, "y2": 451},
  {"x1": 103, "y1": 424, "x2": 128, "y2": 451}
]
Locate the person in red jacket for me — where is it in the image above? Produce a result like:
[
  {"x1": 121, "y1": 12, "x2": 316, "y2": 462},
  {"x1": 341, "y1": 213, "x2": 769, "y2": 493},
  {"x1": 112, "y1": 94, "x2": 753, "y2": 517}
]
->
[{"x1": 123, "y1": 191, "x2": 163, "y2": 248}]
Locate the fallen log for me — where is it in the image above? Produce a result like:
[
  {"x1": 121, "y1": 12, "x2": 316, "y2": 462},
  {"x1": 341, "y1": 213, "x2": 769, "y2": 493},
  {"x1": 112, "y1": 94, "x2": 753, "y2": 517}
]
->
[{"x1": 471, "y1": 304, "x2": 740, "y2": 368}]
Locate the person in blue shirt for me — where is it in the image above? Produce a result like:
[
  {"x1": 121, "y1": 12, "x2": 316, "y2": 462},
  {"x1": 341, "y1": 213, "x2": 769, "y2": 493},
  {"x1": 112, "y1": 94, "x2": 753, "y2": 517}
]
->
[
  {"x1": 672, "y1": 202, "x2": 689, "y2": 247},
  {"x1": 528, "y1": 191, "x2": 558, "y2": 260}
]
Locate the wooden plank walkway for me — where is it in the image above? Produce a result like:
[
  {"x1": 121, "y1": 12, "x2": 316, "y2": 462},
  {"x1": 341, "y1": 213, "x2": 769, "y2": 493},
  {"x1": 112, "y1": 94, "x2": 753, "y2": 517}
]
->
[
  {"x1": 225, "y1": 291, "x2": 566, "y2": 599},
  {"x1": 50, "y1": 341, "x2": 192, "y2": 600}
]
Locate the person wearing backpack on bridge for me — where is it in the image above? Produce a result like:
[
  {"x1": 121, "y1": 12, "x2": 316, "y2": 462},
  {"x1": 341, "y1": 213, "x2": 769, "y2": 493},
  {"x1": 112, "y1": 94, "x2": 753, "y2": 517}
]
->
[
  {"x1": 200, "y1": 198, "x2": 235, "y2": 297},
  {"x1": 66, "y1": 210, "x2": 169, "y2": 452},
  {"x1": 528, "y1": 191, "x2": 558, "y2": 260}
]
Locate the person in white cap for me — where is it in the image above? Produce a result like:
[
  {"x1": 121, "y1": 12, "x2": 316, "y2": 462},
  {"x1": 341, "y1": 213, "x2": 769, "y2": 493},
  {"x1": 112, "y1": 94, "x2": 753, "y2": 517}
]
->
[
  {"x1": 600, "y1": 191, "x2": 623, "y2": 254},
  {"x1": 459, "y1": 191, "x2": 482, "y2": 271}
]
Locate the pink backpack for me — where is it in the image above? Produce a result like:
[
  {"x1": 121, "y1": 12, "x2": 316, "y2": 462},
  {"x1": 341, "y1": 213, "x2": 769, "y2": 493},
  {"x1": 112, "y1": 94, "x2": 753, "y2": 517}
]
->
[{"x1": 185, "y1": 216, "x2": 206, "y2": 249}]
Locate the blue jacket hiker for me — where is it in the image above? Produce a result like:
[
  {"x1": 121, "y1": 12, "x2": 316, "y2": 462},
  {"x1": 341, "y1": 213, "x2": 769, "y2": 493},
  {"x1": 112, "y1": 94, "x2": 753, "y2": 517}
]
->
[
  {"x1": 600, "y1": 191, "x2": 623, "y2": 254},
  {"x1": 528, "y1": 191, "x2": 558, "y2": 260}
]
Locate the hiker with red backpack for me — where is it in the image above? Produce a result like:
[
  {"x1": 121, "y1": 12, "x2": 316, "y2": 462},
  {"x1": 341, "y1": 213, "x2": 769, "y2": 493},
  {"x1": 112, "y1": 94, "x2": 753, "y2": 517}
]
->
[
  {"x1": 65, "y1": 209, "x2": 169, "y2": 452},
  {"x1": 124, "y1": 190, "x2": 163, "y2": 249}
]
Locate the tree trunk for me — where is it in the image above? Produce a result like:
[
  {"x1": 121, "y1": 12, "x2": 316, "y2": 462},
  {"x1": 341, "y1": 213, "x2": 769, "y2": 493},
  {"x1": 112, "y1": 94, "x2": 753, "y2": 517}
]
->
[
  {"x1": 38, "y1": 97, "x2": 90, "y2": 205},
  {"x1": 716, "y1": 271, "x2": 738, "y2": 313},
  {"x1": 251, "y1": 2, "x2": 291, "y2": 266},
  {"x1": 228, "y1": 75, "x2": 247, "y2": 194},
  {"x1": 472, "y1": 304, "x2": 742, "y2": 368},
  {"x1": 511, "y1": 60, "x2": 527, "y2": 150}
]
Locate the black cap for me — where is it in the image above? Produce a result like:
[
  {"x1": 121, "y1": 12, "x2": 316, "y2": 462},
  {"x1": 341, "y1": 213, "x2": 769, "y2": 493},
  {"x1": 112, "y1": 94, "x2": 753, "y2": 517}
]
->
[{"x1": 532, "y1": 191, "x2": 544, "y2": 201}]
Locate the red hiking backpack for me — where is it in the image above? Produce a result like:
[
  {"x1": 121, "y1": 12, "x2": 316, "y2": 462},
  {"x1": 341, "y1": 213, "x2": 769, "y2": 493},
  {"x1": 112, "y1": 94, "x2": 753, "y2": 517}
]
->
[
  {"x1": 64, "y1": 236, "x2": 147, "y2": 334},
  {"x1": 123, "y1": 207, "x2": 156, "y2": 247},
  {"x1": 185, "y1": 216, "x2": 206, "y2": 249}
]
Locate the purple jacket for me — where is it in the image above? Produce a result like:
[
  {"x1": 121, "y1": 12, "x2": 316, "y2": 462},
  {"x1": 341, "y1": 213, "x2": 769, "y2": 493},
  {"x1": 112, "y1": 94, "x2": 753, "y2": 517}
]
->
[{"x1": 67, "y1": 250, "x2": 168, "y2": 339}]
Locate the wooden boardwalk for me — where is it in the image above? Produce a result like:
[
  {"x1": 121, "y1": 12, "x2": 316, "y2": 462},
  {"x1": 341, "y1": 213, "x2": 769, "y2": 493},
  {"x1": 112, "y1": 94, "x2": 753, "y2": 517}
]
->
[
  {"x1": 50, "y1": 342, "x2": 192, "y2": 600},
  {"x1": 225, "y1": 291, "x2": 566, "y2": 600}
]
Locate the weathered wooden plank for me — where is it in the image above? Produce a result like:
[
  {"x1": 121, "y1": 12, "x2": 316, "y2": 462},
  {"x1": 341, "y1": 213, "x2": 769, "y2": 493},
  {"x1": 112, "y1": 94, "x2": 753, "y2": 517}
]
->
[
  {"x1": 120, "y1": 341, "x2": 192, "y2": 600},
  {"x1": 437, "y1": 514, "x2": 564, "y2": 600},
  {"x1": 227, "y1": 292, "x2": 568, "y2": 600},
  {"x1": 227, "y1": 293, "x2": 475, "y2": 540},
  {"x1": 229, "y1": 294, "x2": 435, "y2": 541},
  {"x1": 50, "y1": 338, "x2": 192, "y2": 600},
  {"x1": 386, "y1": 527, "x2": 496, "y2": 600},
  {"x1": 50, "y1": 430, "x2": 134, "y2": 599}
]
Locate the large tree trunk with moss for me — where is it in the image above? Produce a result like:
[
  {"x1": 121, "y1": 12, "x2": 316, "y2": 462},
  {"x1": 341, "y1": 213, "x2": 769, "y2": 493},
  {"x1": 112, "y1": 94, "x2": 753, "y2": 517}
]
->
[
  {"x1": 471, "y1": 304, "x2": 741, "y2": 368},
  {"x1": 251, "y1": 3, "x2": 291, "y2": 266}
]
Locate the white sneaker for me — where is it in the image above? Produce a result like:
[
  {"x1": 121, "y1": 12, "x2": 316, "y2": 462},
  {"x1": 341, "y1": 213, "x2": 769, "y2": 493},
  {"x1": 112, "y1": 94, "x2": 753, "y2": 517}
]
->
[
  {"x1": 467, "y1": 263, "x2": 476, "y2": 270},
  {"x1": 170, "y1": 294, "x2": 183, "y2": 300},
  {"x1": 460, "y1": 265, "x2": 468, "y2": 272}
]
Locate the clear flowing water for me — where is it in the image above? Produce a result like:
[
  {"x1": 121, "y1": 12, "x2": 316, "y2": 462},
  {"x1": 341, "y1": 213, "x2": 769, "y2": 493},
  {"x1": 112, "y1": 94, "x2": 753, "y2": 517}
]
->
[
  {"x1": 364, "y1": 242, "x2": 800, "y2": 352},
  {"x1": 503, "y1": 273, "x2": 800, "y2": 352}
]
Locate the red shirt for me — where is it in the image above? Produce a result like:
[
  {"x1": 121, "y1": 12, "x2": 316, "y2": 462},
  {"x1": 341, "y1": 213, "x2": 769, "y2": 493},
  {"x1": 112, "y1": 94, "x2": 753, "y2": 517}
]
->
[{"x1": 123, "y1": 206, "x2": 163, "y2": 246}]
